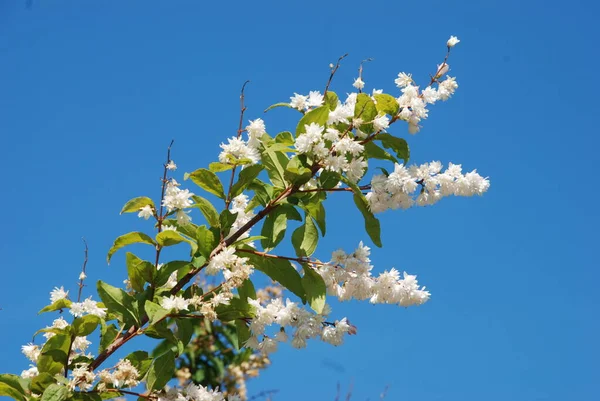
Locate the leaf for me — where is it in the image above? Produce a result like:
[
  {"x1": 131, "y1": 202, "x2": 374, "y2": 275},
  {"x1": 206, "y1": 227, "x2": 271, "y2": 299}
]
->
[
  {"x1": 126, "y1": 253, "x2": 154, "y2": 292},
  {"x1": 209, "y1": 162, "x2": 234, "y2": 172},
  {"x1": 274, "y1": 131, "x2": 295, "y2": 146},
  {"x1": 196, "y1": 226, "x2": 217, "y2": 259},
  {"x1": 377, "y1": 133, "x2": 410, "y2": 163},
  {"x1": 354, "y1": 93, "x2": 377, "y2": 134},
  {"x1": 155, "y1": 261, "x2": 189, "y2": 287},
  {"x1": 41, "y1": 384, "x2": 68, "y2": 401},
  {"x1": 191, "y1": 195, "x2": 220, "y2": 227},
  {"x1": 261, "y1": 209, "x2": 287, "y2": 251},
  {"x1": 284, "y1": 156, "x2": 313, "y2": 186},
  {"x1": 243, "y1": 254, "x2": 306, "y2": 302},
  {"x1": 215, "y1": 297, "x2": 254, "y2": 321},
  {"x1": 156, "y1": 230, "x2": 187, "y2": 247},
  {"x1": 0, "y1": 375, "x2": 26, "y2": 401},
  {"x1": 231, "y1": 164, "x2": 264, "y2": 198},
  {"x1": 72, "y1": 315, "x2": 100, "y2": 337},
  {"x1": 38, "y1": 298, "x2": 72, "y2": 315},
  {"x1": 299, "y1": 199, "x2": 326, "y2": 236},
  {"x1": 219, "y1": 210, "x2": 238, "y2": 237},
  {"x1": 261, "y1": 146, "x2": 289, "y2": 188},
  {"x1": 264, "y1": 102, "x2": 293, "y2": 113},
  {"x1": 301, "y1": 265, "x2": 327, "y2": 313},
  {"x1": 99, "y1": 322, "x2": 119, "y2": 354},
  {"x1": 145, "y1": 301, "x2": 170, "y2": 326},
  {"x1": 146, "y1": 350, "x2": 175, "y2": 391},
  {"x1": 319, "y1": 170, "x2": 341, "y2": 189},
  {"x1": 324, "y1": 91, "x2": 339, "y2": 111},
  {"x1": 364, "y1": 141, "x2": 398, "y2": 163},
  {"x1": 353, "y1": 193, "x2": 382, "y2": 247},
  {"x1": 30, "y1": 373, "x2": 55, "y2": 395},
  {"x1": 97, "y1": 281, "x2": 139, "y2": 326},
  {"x1": 373, "y1": 93, "x2": 400, "y2": 116},
  {"x1": 187, "y1": 168, "x2": 226, "y2": 199},
  {"x1": 38, "y1": 334, "x2": 70, "y2": 375},
  {"x1": 295, "y1": 105, "x2": 330, "y2": 136},
  {"x1": 107, "y1": 232, "x2": 156, "y2": 264},
  {"x1": 291, "y1": 214, "x2": 319, "y2": 257},
  {"x1": 235, "y1": 320, "x2": 251, "y2": 349},
  {"x1": 175, "y1": 319, "x2": 194, "y2": 346},
  {"x1": 120, "y1": 197, "x2": 155, "y2": 215},
  {"x1": 237, "y1": 279, "x2": 256, "y2": 303}
]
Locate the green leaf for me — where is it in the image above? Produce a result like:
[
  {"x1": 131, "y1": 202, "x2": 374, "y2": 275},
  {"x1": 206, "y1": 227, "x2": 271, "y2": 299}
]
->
[
  {"x1": 274, "y1": 131, "x2": 295, "y2": 146},
  {"x1": 353, "y1": 193, "x2": 382, "y2": 247},
  {"x1": 237, "y1": 279, "x2": 256, "y2": 303},
  {"x1": 324, "y1": 91, "x2": 339, "y2": 111},
  {"x1": 38, "y1": 298, "x2": 72, "y2": 315},
  {"x1": 196, "y1": 226, "x2": 217, "y2": 259},
  {"x1": 296, "y1": 105, "x2": 330, "y2": 136},
  {"x1": 264, "y1": 102, "x2": 293, "y2": 112},
  {"x1": 235, "y1": 320, "x2": 251, "y2": 349},
  {"x1": 41, "y1": 384, "x2": 68, "y2": 401},
  {"x1": 120, "y1": 196, "x2": 155, "y2": 215},
  {"x1": 38, "y1": 334, "x2": 70, "y2": 375},
  {"x1": 175, "y1": 319, "x2": 194, "y2": 347},
  {"x1": 156, "y1": 230, "x2": 186, "y2": 247},
  {"x1": 219, "y1": 209, "x2": 238, "y2": 237},
  {"x1": 291, "y1": 214, "x2": 319, "y2": 257},
  {"x1": 30, "y1": 373, "x2": 55, "y2": 395},
  {"x1": 191, "y1": 195, "x2": 220, "y2": 227},
  {"x1": 147, "y1": 350, "x2": 175, "y2": 391},
  {"x1": 99, "y1": 322, "x2": 119, "y2": 354},
  {"x1": 97, "y1": 281, "x2": 139, "y2": 326},
  {"x1": 215, "y1": 297, "x2": 254, "y2": 321},
  {"x1": 145, "y1": 301, "x2": 170, "y2": 326},
  {"x1": 231, "y1": 164, "x2": 264, "y2": 198},
  {"x1": 364, "y1": 141, "x2": 398, "y2": 163},
  {"x1": 187, "y1": 168, "x2": 226, "y2": 199},
  {"x1": 299, "y1": 199, "x2": 326, "y2": 236},
  {"x1": 107, "y1": 232, "x2": 156, "y2": 264},
  {"x1": 301, "y1": 265, "x2": 327, "y2": 314},
  {"x1": 126, "y1": 253, "x2": 154, "y2": 292},
  {"x1": 354, "y1": 93, "x2": 377, "y2": 134},
  {"x1": 373, "y1": 93, "x2": 400, "y2": 116},
  {"x1": 0, "y1": 375, "x2": 26, "y2": 401},
  {"x1": 261, "y1": 209, "x2": 287, "y2": 251},
  {"x1": 261, "y1": 146, "x2": 289, "y2": 188},
  {"x1": 377, "y1": 133, "x2": 410, "y2": 163},
  {"x1": 154, "y1": 261, "x2": 189, "y2": 287},
  {"x1": 243, "y1": 254, "x2": 306, "y2": 302},
  {"x1": 319, "y1": 170, "x2": 341, "y2": 189},
  {"x1": 72, "y1": 315, "x2": 100, "y2": 337},
  {"x1": 284, "y1": 156, "x2": 313, "y2": 186},
  {"x1": 209, "y1": 162, "x2": 234, "y2": 172}
]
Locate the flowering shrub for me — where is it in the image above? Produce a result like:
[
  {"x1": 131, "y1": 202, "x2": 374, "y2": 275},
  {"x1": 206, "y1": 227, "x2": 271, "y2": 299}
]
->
[{"x1": 1, "y1": 35, "x2": 489, "y2": 401}]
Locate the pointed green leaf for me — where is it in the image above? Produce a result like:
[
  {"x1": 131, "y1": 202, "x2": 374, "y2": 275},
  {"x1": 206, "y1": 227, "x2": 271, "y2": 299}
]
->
[
  {"x1": 377, "y1": 133, "x2": 410, "y2": 163},
  {"x1": 72, "y1": 315, "x2": 100, "y2": 337},
  {"x1": 354, "y1": 93, "x2": 377, "y2": 134},
  {"x1": 296, "y1": 105, "x2": 330, "y2": 136},
  {"x1": 97, "y1": 281, "x2": 139, "y2": 326},
  {"x1": 291, "y1": 214, "x2": 318, "y2": 257},
  {"x1": 364, "y1": 141, "x2": 398, "y2": 163},
  {"x1": 38, "y1": 298, "x2": 72, "y2": 315},
  {"x1": 38, "y1": 334, "x2": 70, "y2": 375},
  {"x1": 353, "y1": 193, "x2": 382, "y2": 247},
  {"x1": 155, "y1": 261, "x2": 190, "y2": 287},
  {"x1": 324, "y1": 91, "x2": 339, "y2": 111},
  {"x1": 126, "y1": 253, "x2": 154, "y2": 292},
  {"x1": 99, "y1": 322, "x2": 119, "y2": 354},
  {"x1": 274, "y1": 131, "x2": 295, "y2": 146},
  {"x1": 156, "y1": 230, "x2": 186, "y2": 247},
  {"x1": 191, "y1": 195, "x2": 220, "y2": 227},
  {"x1": 231, "y1": 164, "x2": 264, "y2": 198},
  {"x1": 219, "y1": 209, "x2": 238, "y2": 237},
  {"x1": 264, "y1": 102, "x2": 293, "y2": 113},
  {"x1": 0, "y1": 375, "x2": 26, "y2": 401},
  {"x1": 243, "y1": 254, "x2": 306, "y2": 302},
  {"x1": 187, "y1": 168, "x2": 225, "y2": 199},
  {"x1": 147, "y1": 350, "x2": 175, "y2": 391},
  {"x1": 145, "y1": 301, "x2": 169, "y2": 326},
  {"x1": 301, "y1": 265, "x2": 327, "y2": 314},
  {"x1": 235, "y1": 320, "x2": 251, "y2": 349},
  {"x1": 30, "y1": 373, "x2": 55, "y2": 395},
  {"x1": 120, "y1": 197, "x2": 155, "y2": 215},
  {"x1": 107, "y1": 232, "x2": 156, "y2": 264},
  {"x1": 261, "y1": 146, "x2": 289, "y2": 188},
  {"x1": 41, "y1": 384, "x2": 68, "y2": 401},
  {"x1": 209, "y1": 162, "x2": 234, "y2": 172},
  {"x1": 373, "y1": 93, "x2": 400, "y2": 116},
  {"x1": 196, "y1": 226, "x2": 217, "y2": 259}
]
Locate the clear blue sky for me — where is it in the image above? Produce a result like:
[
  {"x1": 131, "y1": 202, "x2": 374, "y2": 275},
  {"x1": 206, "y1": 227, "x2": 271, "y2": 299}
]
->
[{"x1": 1, "y1": 1, "x2": 599, "y2": 400}]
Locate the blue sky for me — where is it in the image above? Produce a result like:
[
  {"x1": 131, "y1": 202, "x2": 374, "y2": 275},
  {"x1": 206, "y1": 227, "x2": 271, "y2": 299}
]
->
[{"x1": 1, "y1": 1, "x2": 599, "y2": 400}]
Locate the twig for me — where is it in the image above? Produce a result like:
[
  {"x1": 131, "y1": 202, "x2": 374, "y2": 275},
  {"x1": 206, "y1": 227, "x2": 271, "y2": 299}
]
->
[
  {"x1": 77, "y1": 238, "x2": 89, "y2": 302},
  {"x1": 248, "y1": 390, "x2": 279, "y2": 401},
  {"x1": 356, "y1": 58, "x2": 373, "y2": 94},
  {"x1": 225, "y1": 81, "x2": 250, "y2": 210},
  {"x1": 324, "y1": 53, "x2": 349, "y2": 96},
  {"x1": 296, "y1": 184, "x2": 371, "y2": 193},
  {"x1": 155, "y1": 140, "x2": 174, "y2": 268},
  {"x1": 237, "y1": 248, "x2": 335, "y2": 268}
]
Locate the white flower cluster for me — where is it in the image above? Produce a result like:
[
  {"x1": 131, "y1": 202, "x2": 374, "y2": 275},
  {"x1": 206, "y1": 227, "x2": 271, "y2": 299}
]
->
[
  {"x1": 98, "y1": 358, "x2": 140, "y2": 390},
  {"x1": 161, "y1": 295, "x2": 190, "y2": 312},
  {"x1": 50, "y1": 286, "x2": 69, "y2": 303},
  {"x1": 244, "y1": 298, "x2": 355, "y2": 353},
  {"x1": 70, "y1": 297, "x2": 107, "y2": 319},
  {"x1": 159, "y1": 383, "x2": 241, "y2": 401},
  {"x1": 226, "y1": 194, "x2": 255, "y2": 243},
  {"x1": 69, "y1": 363, "x2": 96, "y2": 390},
  {"x1": 205, "y1": 247, "x2": 254, "y2": 285},
  {"x1": 318, "y1": 242, "x2": 431, "y2": 307},
  {"x1": 289, "y1": 90, "x2": 324, "y2": 111},
  {"x1": 327, "y1": 92, "x2": 357, "y2": 125},
  {"x1": 366, "y1": 161, "x2": 490, "y2": 213},
  {"x1": 163, "y1": 179, "x2": 194, "y2": 213},
  {"x1": 138, "y1": 204, "x2": 154, "y2": 220},
  {"x1": 218, "y1": 118, "x2": 266, "y2": 166}
]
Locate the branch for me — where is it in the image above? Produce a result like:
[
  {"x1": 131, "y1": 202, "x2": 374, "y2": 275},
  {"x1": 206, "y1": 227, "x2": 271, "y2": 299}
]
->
[
  {"x1": 77, "y1": 238, "x2": 89, "y2": 302},
  {"x1": 225, "y1": 80, "x2": 250, "y2": 210},
  {"x1": 324, "y1": 53, "x2": 348, "y2": 96},
  {"x1": 237, "y1": 248, "x2": 335, "y2": 268},
  {"x1": 296, "y1": 184, "x2": 371, "y2": 194}
]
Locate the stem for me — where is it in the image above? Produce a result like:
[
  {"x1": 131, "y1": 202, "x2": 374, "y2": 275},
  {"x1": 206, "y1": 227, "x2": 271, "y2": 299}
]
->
[
  {"x1": 237, "y1": 248, "x2": 334, "y2": 267},
  {"x1": 296, "y1": 184, "x2": 371, "y2": 194},
  {"x1": 225, "y1": 81, "x2": 250, "y2": 210},
  {"x1": 77, "y1": 238, "x2": 89, "y2": 302},
  {"x1": 324, "y1": 53, "x2": 348, "y2": 96},
  {"x1": 155, "y1": 140, "x2": 175, "y2": 268}
]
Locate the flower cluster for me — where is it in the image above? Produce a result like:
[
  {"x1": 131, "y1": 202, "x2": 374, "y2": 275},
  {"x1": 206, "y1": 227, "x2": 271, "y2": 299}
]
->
[
  {"x1": 163, "y1": 179, "x2": 194, "y2": 213},
  {"x1": 226, "y1": 194, "x2": 255, "y2": 243},
  {"x1": 70, "y1": 297, "x2": 107, "y2": 318},
  {"x1": 97, "y1": 359, "x2": 140, "y2": 390},
  {"x1": 218, "y1": 119, "x2": 266, "y2": 166},
  {"x1": 289, "y1": 91, "x2": 324, "y2": 112},
  {"x1": 366, "y1": 161, "x2": 490, "y2": 213},
  {"x1": 159, "y1": 383, "x2": 241, "y2": 401},
  {"x1": 317, "y1": 242, "x2": 431, "y2": 307},
  {"x1": 244, "y1": 297, "x2": 355, "y2": 353}
]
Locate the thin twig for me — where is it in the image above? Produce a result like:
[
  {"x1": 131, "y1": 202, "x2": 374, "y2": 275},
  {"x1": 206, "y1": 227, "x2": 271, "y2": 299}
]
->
[
  {"x1": 356, "y1": 58, "x2": 373, "y2": 94},
  {"x1": 225, "y1": 81, "x2": 250, "y2": 210},
  {"x1": 77, "y1": 238, "x2": 89, "y2": 302},
  {"x1": 296, "y1": 184, "x2": 371, "y2": 193},
  {"x1": 155, "y1": 140, "x2": 174, "y2": 268},
  {"x1": 248, "y1": 390, "x2": 279, "y2": 401},
  {"x1": 324, "y1": 53, "x2": 349, "y2": 96}
]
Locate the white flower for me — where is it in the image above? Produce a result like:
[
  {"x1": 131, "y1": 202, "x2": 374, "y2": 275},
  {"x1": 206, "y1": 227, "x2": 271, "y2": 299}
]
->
[
  {"x1": 72, "y1": 336, "x2": 91, "y2": 352},
  {"x1": 21, "y1": 343, "x2": 40, "y2": 362},
  {"x1": 436, "y1": 63, "x2": 449, "y2": 77},
  {"x1": 373, "y1": 115, "x2": 390, "y2": 131},
  {"x1": 290, "y1": 93, "x2": 308, "y2": 110},
  {"x1": 246, "y1": 118, "x2": 266, "y2": 148},
  {"x1": 166, "y1": 160, "x2": 177, "y2": 170},
  {"x1": 447, "y1": 35, "x2": 460, "y2": 47},
  {"x1": 176, "y1": 209, "x2": 192, "y2": 225},
  {"x1": 50, "y1": 286, "x2": 68, "y2": 303},
  {"x1": 306, "y1": 91, "x2": 324, "y2": 108},
  {"x1": 352, "y1": 77, "x2": 365, "y2": 90},
  {"x1": 395, "y1": 72, "x2": 412, "y2": 88},
  {"x1": 21, "y1": 366, "x2": 38, "y2": 379},
  {"x1": 219, "y1": 137, "x2": 260, "y2": 165},
  {"x1": 161, "y1": 295, "x2": 189, "y2": 312},
  {"x1": 421, "y1": 87, "x2": 439, "y2": 104},
  {"x1": 138, "y1": 205, "x2": 154, "y2": 219},
  {"x1": 70, "y1": 297, "x2": 107, "y2": 318},
  {"x1": 438, "y1": 76, "x2": 458, "y2": 100},
  {"x1": 162, "y1": 180, "x2": 194, "y2": 212},
  {"x1": 78, "y1": 272, "x2": 87, "y2": 280},
  {"x1": 162, "y1": 225, "x2": 177, "y2": 231}
]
